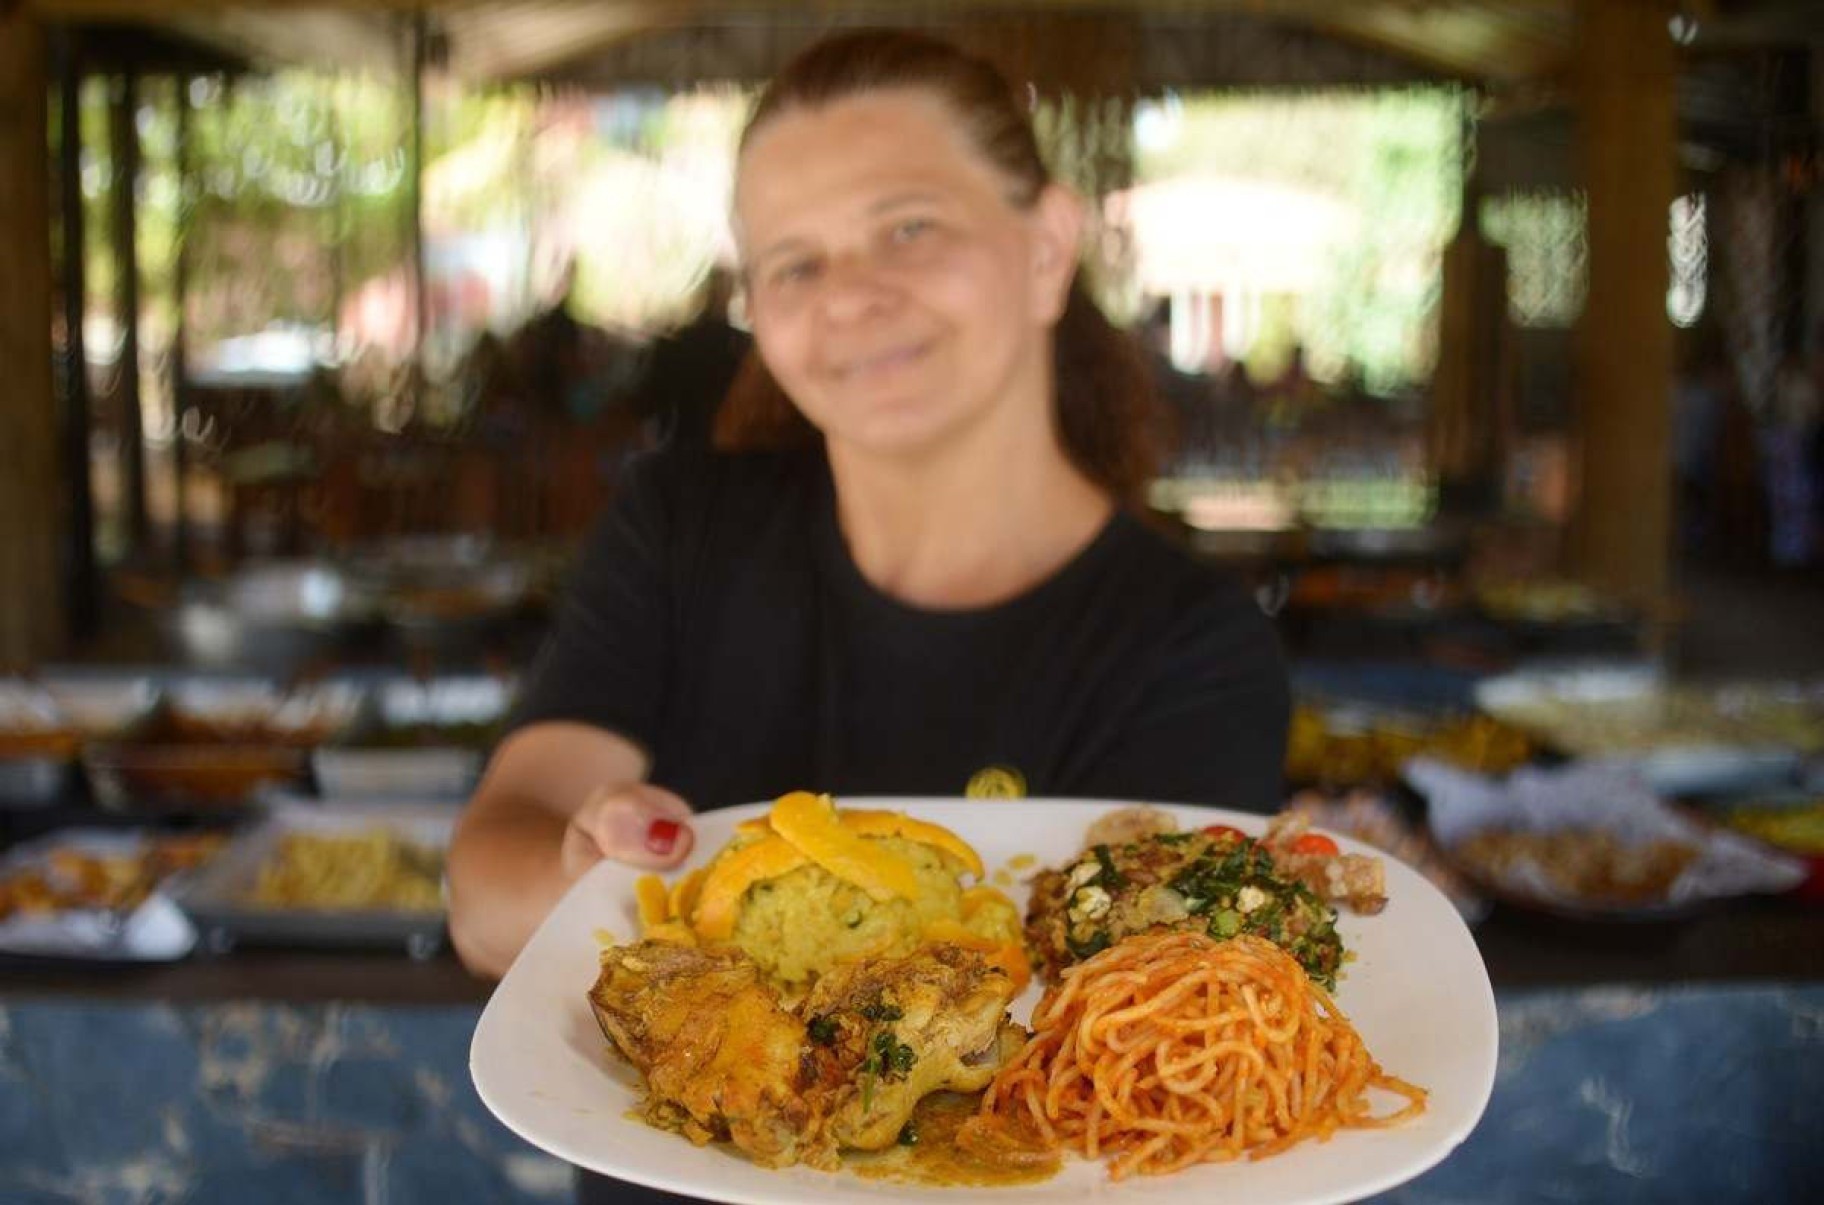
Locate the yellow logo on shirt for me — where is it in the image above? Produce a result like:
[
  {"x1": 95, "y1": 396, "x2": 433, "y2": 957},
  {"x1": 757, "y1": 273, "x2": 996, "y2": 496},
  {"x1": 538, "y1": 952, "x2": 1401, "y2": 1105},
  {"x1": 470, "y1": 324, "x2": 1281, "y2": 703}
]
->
[{"x1": 965, "y1": 765, "x2": 1027, "y2": 799}]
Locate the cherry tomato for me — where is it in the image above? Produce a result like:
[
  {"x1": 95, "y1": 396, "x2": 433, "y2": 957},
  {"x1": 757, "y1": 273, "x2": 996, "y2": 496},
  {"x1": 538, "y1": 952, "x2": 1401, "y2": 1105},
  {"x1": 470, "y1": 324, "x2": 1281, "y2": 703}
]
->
[
  {"x1": 1288, "y1": 833, "x2": 1340, "y2": 856},
  {"x1": 1200, "y1": 824, "x2": 1248, "y2": 843}
]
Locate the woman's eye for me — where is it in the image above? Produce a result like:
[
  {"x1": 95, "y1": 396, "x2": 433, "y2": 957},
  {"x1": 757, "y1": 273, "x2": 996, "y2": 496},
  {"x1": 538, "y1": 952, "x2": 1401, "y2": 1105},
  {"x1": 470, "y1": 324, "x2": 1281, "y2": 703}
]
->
[
  {"x1": 771, "y1": 259, "x2": 818, "y2": 288},
  {"x1": 890, "y1": 218, "x2": 934, "y2": 244}
]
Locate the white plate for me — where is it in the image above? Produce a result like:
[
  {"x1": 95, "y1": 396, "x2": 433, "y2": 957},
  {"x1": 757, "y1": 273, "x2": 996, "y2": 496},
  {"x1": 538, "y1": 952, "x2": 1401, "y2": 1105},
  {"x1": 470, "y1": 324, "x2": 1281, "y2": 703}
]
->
[{"x1": 471, "y1": 798, "x2": 1498, "y2": 1205}]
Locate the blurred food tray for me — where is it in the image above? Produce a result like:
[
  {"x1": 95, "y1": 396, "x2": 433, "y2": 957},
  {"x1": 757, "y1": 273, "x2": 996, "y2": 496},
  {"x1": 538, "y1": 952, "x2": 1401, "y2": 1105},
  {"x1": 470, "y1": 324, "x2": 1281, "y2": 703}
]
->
[
  {"x1": 312, "y1": 675, "x2": 511, "y2": 799},
  {"x1": 0, "y1": 828, "x2": 225, "y2": 961},
  {"x1": 2, "y1": 677, "x2": 159, "y2": 809},
  {"x1": 1407, "y1": 757, "x2": 1807, "y2": 922},
  {"x1": 1473, "y1": 664, "x2": 1817, "y2": 796},
  {"x1": 167, "y1": 800, "x2": 453, "y2": 959},
  {"x1": 83, "y1": 679, "x2": 364, "y2": 814}
]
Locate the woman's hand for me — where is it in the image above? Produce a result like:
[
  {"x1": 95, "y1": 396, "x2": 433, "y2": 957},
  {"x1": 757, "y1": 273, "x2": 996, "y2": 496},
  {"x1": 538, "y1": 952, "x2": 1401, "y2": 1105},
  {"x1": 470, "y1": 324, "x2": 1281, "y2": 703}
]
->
[
  {"x1": 560, "y1": 782, "x2": 696, "y2": 880},
  {"x1": 449, "y1": 723, "x2": 689, "y2": 979}
]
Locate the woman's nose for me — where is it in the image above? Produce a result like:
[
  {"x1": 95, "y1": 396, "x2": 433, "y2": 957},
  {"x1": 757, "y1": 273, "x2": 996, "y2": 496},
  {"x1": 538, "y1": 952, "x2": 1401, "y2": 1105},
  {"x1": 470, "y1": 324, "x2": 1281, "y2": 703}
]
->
[{"x1": 816, "y1": 252, "x2": 896, "y2": 324}]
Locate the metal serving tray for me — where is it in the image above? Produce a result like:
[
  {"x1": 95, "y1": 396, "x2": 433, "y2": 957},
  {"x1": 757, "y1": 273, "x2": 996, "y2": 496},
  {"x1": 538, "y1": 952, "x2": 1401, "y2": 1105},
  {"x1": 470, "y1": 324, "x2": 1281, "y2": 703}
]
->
[
  {"x1": 310, "y1": 675, "x2": 512, "y2": 799},
  {"x1": 0, "y1": 828, "x2": 211, "y2": 961},
  {"x1": 166, "y1": 799, "x2": 454, "y2": 959},
  {"x1": 84, "y1": 679, "x2": 365, "y2": 814},
  {"x1": 1, "y1": 677, "x2": 158, "y2": 809},
  {"x1": 1473, "y1": 665, "x2": 1811, "y2": 796}
]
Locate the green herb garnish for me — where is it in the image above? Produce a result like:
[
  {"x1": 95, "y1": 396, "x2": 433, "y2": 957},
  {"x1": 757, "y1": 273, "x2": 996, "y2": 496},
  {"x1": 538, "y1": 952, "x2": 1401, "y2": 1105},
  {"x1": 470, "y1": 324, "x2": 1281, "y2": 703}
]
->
[
  {"x1": 1092, "y1": 844, "x2": 1128, "y2": 889},
  {"x1": 857, "y1": 1029, "x2": 917, "y2": 1112},
  {"x1": 1066, "y1": 928, "x2": 1112, "y2": 960}
]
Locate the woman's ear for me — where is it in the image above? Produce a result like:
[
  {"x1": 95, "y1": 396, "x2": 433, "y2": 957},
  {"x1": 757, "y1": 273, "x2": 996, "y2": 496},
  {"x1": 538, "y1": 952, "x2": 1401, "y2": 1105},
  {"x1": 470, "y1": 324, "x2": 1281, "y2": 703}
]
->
[{"x1": 1028, "y1": 183, "x2": 1085, "y2": 324}]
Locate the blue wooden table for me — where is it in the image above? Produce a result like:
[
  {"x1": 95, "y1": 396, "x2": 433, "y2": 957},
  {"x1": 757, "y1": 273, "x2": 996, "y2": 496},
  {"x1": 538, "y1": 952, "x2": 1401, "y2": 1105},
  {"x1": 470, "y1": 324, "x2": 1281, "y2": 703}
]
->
[{"x1": 2, "y1": 984, "x2": 1819, "y2": 1205}]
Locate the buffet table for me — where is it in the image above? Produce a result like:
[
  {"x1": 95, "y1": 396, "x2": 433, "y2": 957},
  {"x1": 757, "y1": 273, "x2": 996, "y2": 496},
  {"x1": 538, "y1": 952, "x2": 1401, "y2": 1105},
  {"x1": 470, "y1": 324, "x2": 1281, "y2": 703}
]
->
[
  {"x1": 3, "y1": 901, "x2": 1819, "y2": 1205},
  {"x1": 5, "y1": 652, "x2": 1820, "y2": 1203}
]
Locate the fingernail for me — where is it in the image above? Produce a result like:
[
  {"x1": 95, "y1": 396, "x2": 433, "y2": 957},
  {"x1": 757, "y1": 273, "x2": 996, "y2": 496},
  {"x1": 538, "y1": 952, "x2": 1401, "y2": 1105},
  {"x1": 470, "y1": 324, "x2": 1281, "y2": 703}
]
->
[{"x1": 646, "y1": 818, "x2": 680, "y2": 856}]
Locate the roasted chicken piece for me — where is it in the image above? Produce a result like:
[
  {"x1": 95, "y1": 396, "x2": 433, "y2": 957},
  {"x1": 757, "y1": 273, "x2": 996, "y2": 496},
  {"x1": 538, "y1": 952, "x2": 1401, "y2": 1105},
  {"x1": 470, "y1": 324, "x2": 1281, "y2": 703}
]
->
[
  {"x1": 588, "y1": 941, "x2": 1021, "y2": 1168},
  {"x1": 589, "y1": 942, "x2": 828, "y2": 1168},
  {"x1": 798, "y1": 944, "x2": 1023, "y2": 1151}
]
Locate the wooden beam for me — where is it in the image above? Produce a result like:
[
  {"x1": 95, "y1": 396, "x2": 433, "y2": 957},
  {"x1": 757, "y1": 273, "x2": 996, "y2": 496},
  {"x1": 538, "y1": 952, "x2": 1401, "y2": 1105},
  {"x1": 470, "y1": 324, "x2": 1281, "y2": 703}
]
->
[
  {"x1": 1569, "y1": 0, "x2": 1678, "y2": 609},
  {"x1": 24, "y1": 2, "x2": 1588, "y2": 86},
  {"x1": 24, "y1": 0, "x2": 1583, "y2": 15},
  {"x1": 1306, "y1": 1, "x2": 1575, "y2": 86},
  {"x1": 160, "y1": 9, "x2": 401, "y2": 78},
  {"x1": 171, "y1": 70, "x2": 191, "y2": 574},
  {"x1": 0, "y1": 3, "x2": 65, "y2": 665},
  {"x1": 56, "y1": 26, "x2": 99, "y2": 640},
  {"x1": 109, "y1": 67, "x2": 149, "y2": 553},
  {"x1": 441, "y1": 3, "x2": 665, "y2": 81}
]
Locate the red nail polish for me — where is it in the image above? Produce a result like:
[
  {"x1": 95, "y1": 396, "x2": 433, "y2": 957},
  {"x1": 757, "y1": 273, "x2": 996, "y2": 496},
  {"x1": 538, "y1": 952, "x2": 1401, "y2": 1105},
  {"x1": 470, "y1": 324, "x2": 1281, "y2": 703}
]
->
[{"x1": 646, "y1": 818, "x2": 680, "y2": 856}]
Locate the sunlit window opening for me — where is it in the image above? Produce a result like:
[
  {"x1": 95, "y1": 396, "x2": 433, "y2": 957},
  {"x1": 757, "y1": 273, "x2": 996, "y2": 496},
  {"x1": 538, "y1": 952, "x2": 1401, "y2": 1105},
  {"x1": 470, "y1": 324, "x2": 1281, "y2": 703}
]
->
[{"x1": 1479, "y1": 190, "x2": 1588, "y2": 329}]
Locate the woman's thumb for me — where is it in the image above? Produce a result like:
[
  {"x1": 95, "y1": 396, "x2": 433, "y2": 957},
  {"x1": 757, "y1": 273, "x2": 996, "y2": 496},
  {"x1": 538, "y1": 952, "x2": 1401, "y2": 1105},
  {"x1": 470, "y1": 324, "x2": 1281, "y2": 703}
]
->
[{"x1": 574, "y1": 785, "x2": 695, "y2": 869}]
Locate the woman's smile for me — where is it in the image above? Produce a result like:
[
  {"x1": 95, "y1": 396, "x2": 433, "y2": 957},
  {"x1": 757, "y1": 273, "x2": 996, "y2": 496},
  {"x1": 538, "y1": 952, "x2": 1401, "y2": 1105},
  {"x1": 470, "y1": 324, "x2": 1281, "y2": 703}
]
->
[{"x1": 827, "y1": 338, "x2": 938, "y2": 384}]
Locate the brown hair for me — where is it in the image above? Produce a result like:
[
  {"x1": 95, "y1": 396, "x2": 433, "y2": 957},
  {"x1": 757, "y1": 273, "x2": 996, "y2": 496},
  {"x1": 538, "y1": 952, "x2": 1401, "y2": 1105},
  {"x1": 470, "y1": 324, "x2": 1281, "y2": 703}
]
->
[{"x1": 713, "y1": 28, "x2": 1160, "y2": 503}]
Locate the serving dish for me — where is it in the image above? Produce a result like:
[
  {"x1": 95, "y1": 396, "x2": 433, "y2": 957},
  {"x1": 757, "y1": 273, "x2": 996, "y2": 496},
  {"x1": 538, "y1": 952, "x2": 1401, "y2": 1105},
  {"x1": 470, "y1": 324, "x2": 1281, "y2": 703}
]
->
[
  {"x1": 83, "y1": 680, "x2": 362, "y2": 813},
  {"x1": 1, "y1": 677, "x2": 160, "y2": 808},
  {"x1": 1472, "y1": 666, "x2": 1815, "y2": 796},
  {"x1": 312, "y1": 675, "x2": 512, "y2": 798},
  {"x1": 1407, "y1": 758, "x2": 1806, "y2": 922},
  {"x1": 0, "y1": 827, "x2": 222, "y2": 960},
  {"x1": 167, "y1": 798, "x2": 452, "y2": 959}
]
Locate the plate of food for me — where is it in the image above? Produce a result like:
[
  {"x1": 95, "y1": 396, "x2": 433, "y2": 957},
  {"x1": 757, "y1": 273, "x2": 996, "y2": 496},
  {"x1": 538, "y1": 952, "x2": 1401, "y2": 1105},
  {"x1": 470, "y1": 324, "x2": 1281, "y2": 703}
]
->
[{"x1": 471, "y1": 794, "x2": 1496, "y2": 1204}]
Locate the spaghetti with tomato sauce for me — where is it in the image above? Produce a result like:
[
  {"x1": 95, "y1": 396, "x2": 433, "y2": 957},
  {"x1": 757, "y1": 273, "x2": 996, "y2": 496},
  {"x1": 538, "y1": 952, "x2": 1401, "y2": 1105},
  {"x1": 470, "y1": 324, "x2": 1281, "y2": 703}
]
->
[{"x1": 975, "y1": 931, "x2": 1427, "y2": 1179}]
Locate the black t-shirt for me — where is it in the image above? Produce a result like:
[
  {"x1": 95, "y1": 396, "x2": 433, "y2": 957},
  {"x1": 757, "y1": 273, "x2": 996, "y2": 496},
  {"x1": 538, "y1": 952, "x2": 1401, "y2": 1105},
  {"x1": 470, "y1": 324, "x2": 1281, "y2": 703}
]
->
[{"x1": 511, "y1": 443, "x2": 1289, "y2": 812}]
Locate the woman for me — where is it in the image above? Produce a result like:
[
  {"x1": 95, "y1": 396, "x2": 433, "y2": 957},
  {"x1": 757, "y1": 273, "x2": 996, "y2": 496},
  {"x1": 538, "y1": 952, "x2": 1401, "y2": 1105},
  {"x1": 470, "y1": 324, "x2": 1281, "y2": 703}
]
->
[{"x1": 447, "y1": 30, "x2": 1288, "y2": 991}]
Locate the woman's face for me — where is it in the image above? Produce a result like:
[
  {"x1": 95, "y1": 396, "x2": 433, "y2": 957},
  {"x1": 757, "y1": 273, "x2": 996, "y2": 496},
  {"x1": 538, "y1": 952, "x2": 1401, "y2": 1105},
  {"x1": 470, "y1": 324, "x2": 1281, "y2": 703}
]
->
[{"x1": 734, "y1": 88, "x2": 1080, "y2": 462}]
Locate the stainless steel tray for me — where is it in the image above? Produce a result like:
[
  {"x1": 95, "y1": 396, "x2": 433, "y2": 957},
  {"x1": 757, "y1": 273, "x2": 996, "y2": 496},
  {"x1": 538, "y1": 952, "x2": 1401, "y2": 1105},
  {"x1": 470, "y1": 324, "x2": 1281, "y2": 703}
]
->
[
  {"x1": 0, "y1": 828, "x2": 216, "y2": 961},
  {"x1": 1, "y1": 680, "x2": 99, "y2": 808},
  {"x1": 84, "y1": 679, "x2": 365, "y2": 814},
  {"x1": 311, "y1": 675, "x2": 511, "y2": 799},
  {"x1": 166, "y1": 800, "x2": 454, "y2": 959},
  {"x1": 0, "y1": 759, "x2": 73, "y2": 809},
  {"x1": 4, "y1": 674, "x2": 274, "y2": 810}
]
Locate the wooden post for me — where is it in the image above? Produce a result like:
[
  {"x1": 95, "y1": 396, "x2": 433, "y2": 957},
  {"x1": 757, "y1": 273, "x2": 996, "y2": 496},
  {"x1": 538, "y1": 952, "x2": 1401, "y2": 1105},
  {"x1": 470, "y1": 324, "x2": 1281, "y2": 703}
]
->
[
  {"x1": 171, "y1": 73, "x2": 192, "y2": 574},
  {"x1": 57, "y1": 28, "x2": 99, "y2": 640},
  {"x1": 0, "y1": 3, "x2": 64, "y2": 664},
  {"x1": 408, "y1": 11, "x2": 427, "y2": 392},
  {"x1": 109, "y1": 67, "x2": 148, "y2": 552},
  {"x1": 1569, "y1": 0, "x2": 1678, "y2": 610},
  {"x1": 1810, "y1": 47, "x2": 1824, "y2": 352},
  {"x1": 1430, "y1": 178, "x2": 1515, "y2": 510},
  {"x1": 0, "y1": 0, "x2": 62, "y2": 663}
]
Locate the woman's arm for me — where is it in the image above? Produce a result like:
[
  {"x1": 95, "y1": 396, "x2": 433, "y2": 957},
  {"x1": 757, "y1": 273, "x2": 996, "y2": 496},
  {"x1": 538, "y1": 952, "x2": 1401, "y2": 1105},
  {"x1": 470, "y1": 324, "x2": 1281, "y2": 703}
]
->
[{"x1": 447, "y1": 721, "x2": 694, "y2": 979}]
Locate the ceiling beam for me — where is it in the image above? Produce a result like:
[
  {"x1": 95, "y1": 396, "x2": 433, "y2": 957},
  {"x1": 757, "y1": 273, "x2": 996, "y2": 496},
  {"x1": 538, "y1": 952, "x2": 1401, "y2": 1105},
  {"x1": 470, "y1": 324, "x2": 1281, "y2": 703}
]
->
[
  {"x1": 26, "y1": 1, "x2": 1725, "y2": 89},
  {"x1": 161, "y1": 7, "x2": 404, "y2": 77},
  {"x1": 441, "y1": 2, "x2": 671, "y2": 81}
]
